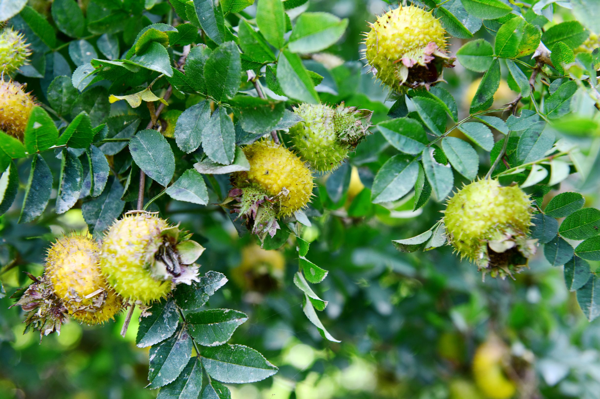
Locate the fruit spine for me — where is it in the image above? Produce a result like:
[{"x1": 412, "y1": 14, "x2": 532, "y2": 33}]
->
[
  {"x1": 99, "y1": 212, "x2": 204, "y2": 304},
  {"x1": 288, "y1": 103, "x2": 372, "y2": 172},
  {"x1": 363, "y1": 6, "x2": 453, "y2": 92},
  {"x1": 0, "y1": 80, "x2": 35, "y2": 139},
  {"x1": 443, "y1": 179, "x2": 536, "y2": 279}
]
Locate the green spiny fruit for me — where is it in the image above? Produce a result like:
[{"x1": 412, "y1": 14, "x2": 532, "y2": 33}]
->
[
  {"x1": 0, "y1": 80, "x2": 35, "y2": 139},
  {"x1": 99, "y1": 212, "x2": 205, "y2": 304},
  {"x1": 288, "y1": 103, "x2": 372, "y2": 172},
  {"x1": 363, "y1": 6, "x2": 452, "y2": 92},
  {"x1": 444, "y1": 179, "x2": 536, "y2": 279},
  {"x1": 0, "y1": 28, "x2": 31, "y2": 76}
]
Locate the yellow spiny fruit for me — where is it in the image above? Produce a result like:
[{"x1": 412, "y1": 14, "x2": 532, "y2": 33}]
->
[
  {"x1": 100, "y1": 213, "x2": 172, "y2": 304},
  {"x1": 444, "y1": 179, "x2": 535, "y2": 279},
  {"x1": 232, "y1": 245, "x2": 285, "y2": 293},
  {"x1": 45, "y1": 234, "x2": 122, "y2": 325},
  {"x1": 0, "y1": 28, "x2": 31, "y2": 75},
  {"x1": 364, "y1": 6, "x2": 450, "y2": 92},
  {"x1": 472, "y1": 339, "x2": 517, "y2": 399},
  {"x1": 0, "y1": 80, "x2": 35, "y2": 139},
  {"x1": 238, "y1": 140, "x2": 313, "y2": 217}
]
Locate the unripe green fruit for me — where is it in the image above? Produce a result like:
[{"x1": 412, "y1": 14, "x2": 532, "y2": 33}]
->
[
  {"x1": 0, "y1": 28, "x2": 31, "y2": 76},
  {"x1": 364, "y1": 6, "x2": 451, "y2": 92},
  {"x1": 0, "y1": 80, "x2": 35, "y2": 139},
  {"x1": 46, "y1": 234, "x2": 122, "y2": 325},
  {"x1": 100, "y1": 212, "x2": 204, "y2": 304},
  {"x1": 444, "y1": 179, "x2": 536, "y2": 279}
]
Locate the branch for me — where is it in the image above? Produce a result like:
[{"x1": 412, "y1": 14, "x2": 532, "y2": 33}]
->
[{"x1": 252, "y1": 78, "x2": 280, "y2": 144}]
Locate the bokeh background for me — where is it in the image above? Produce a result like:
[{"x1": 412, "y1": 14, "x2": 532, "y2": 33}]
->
[{"x1": 2, "y1": 0, "x2": 600, "y2": 398}]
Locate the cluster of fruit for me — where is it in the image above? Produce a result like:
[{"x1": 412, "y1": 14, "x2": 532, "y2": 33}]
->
[{"x1": 12, "y1": 212, "x2": 204, "y2": 337}]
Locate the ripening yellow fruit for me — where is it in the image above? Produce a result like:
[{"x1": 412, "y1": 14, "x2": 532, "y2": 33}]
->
[
  {"x1": 364, "y1": 6, "x2": 450, "y2": 92},
  {"x1": 0, "y1": 80, "x2": 35, "y2": 139},
  {"x1": 45, "y1": 234, "x2": 122, "y2": 324},
  {"x1": 472, "y1": 339, "x2": 517, "y2": 399},
  {"x1": 347, "y1": 167, "x2": 365, "y2": 201},
  {"x1": 232, "y1": 245, "x2": 285, "y2": 293}
]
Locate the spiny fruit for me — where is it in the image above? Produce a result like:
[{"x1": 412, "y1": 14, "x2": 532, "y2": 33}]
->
[
  {"x1": 444, "y1": 179, "x2": 536, "y2": 279},
  {"x1": 232, "y1": 245, "x2": 285, "y2": 293},
  {"x1": 230, "y1": 140, "x2": 313, "y2": 240},
  {"x1": 472, "y1": 338, "x2": 517, "y2": 399},
  {"x1": 363, "y1": 6, "x2": 452, "y2": 92},
  {"x1": 0, "y1": 28, "x2": 31, "y2": 75},
  {"x1": 288, "y1": 103, "x2": 372, "y2": 172},
  {"x1": 100, "y1": 212, "x2": 204, "y2": 304},
  {"x1": 45, "y1": 234, "x2": 122, "y2": 325},
  {"x1": 0, "y1": 80, "x2": 35, "y2": 139}
]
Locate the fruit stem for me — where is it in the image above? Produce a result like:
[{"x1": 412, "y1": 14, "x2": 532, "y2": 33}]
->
[
  {"x1": 120, "y1": 302, "x2": 136, "y2": 338},
  {"x1": 486, "y1": 131, "x2": 512, "y2": 179},
  {"x1": 251, "y1": 78, "x2": 281, "y2": 145}
]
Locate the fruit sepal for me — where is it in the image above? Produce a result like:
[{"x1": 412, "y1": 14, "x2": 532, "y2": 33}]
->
[
  {"x1": 227, "y1": 186, "x2": 281, "y2": 242},
  {"x1": 333, "y1": 104, "x2": 373, "y2": 149}
]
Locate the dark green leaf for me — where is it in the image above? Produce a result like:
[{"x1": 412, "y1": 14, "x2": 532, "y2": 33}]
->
[
  {"x1": 56, "y1": 149, "x2": 83, "y2": 214},
  {"x1": 183, "y1": 45, "x2": 212, "y2": 93},
  {"x1": 458, "y1": 122, "x2": 494, "y2": 151},
  {"x1": 24, "y1": 107, "x2": 59, "y2": 154},
  {"x1": 442, "y1": 137, "x2": 479, "y2": 180},
  {"x1": 201, "y1": 344, "x2": 278, "y2": 383},
  {"x1": 559, "y1": 208, "x2": 600, "y2": 240},
  {"x1": 505, "y1": 59, "x2": 530, "y2": 98},
  {"x1": 277, "y1": 51, "x2": 319, "y2": 104},
  {"x1": 413, "y1": 163, "x2": 431, "y2": 210},
  {"x1": 202, "y1": 107, "x2": 236, "y2": 165},
  {"x1": 544, "y1": 236, "x2": 574, "y2": 266},
  {"x1": 175, "y1": 101, "x2": 212, "y2": 153},
  {"x1": 256, "y1": 0, "x2": 285, "y2": 49},
  {"x1": 544, "y1": 81, "x2": 577, "y2": 119},
  {"x1": 436, "y1": 0, "x2": 482, "y2": 40},
  {"x1": 456, "y1": 39, "x2": 494, "y2": 72},
  {"x1": 530, "y1": 213, "x2": 558, "y2": 244},
  {"x1": 69, "y1": 40, "x2": 97, "y2": 66},
  {"x1": 326, "y1": 162, "x2": 351, "y2": 203},
  {"x1": 545, "y1": 192, "x2": 585, "y2": 218},
  {"x1": 576, "y1": 275, "x2": 600, "y2": 321},
  {"x1": 19, "y1": 155, "x2": 52, "y2": 223},
  {"x1": 204, "y1": 42, "x2": 241, "y2": 101},
  {"x1": 575, "y1": 236, "x2": 600, "y2": 261},
  {"x1": 371, "y1": 155, "x2": 419, "y2": 204},
  {"x1": 174, "y1": 271, "x2": 228, "y2": 312},
  {"x1": 157, "y1": 358, "x2": 203, "y2": 399},
  {"x1": 19, "y1": 6, "x2": 56, "y2": 49},
  {"x1": 229, "y1": 96, "x2": 285, "y2": 134},
  {"x1": 475, "y1": 115, "x2": 509, "y2": 134},
  {"x1": 238, "y1": 20, "x2": 276, "y2": 63},
  {"x1": 564, "y1": 256, "x2": 591, "y2": 292},
  {"x1": 0, "y1": 131, "x2": 26, "y2": 172},
  {"x1": 71, "y1": 86, "x2": 110, "y2": 126},
  {"x1": 430, "y1": 87, "x2": 459, "y2": 122},
  {"x1": 422, "y1": 148, "x2": 453, "y2": 201},
  {"x1": 194, "y1": 146, "x2": 250, "y2": 174},
  {"x1": 85, "y1": 145, "x2": 109, "y2": 198},
  {"x1": 47, "y1": 76, "x2": 78, "y2": 116},
  {"x1": 470, "y1": 59, "x2": 501, "y2": 113},
  {"x1": 461, "y1": 0, "x2": 512, "y2": 19},
  {"x1": 378, "y1": 118, "x2": 427, "y2": 155},
  {"x1": 193, "y1": 0, "x2": 226, "y2": 44},
  {"x1": 125, "y1": 42, "x2": 173, "y2": 77},
  {"x1": 0, "y1": 163, "x2": 19, "y2": 216},
  {"x1": 97, "y1": 33, "x2": 120, "y2": 60},
  {"x1": 129, "y1": 130, "x2": 175, "y2": 187},
  {"x1": 288, "y1": 12, "x2": 348, "y2": 53},
  {"x1": 148, "y1": 328, "x2": 193, "y2": 389},
  {"x1": 99, "y1": 119, "x2": 140, "y2": 156},
  {"x1": 201, "y1": 377, "x2": 230, "y2": 399},
  {"x1": 56, "y1": 112, "x2": 94, "y2": 148},
  {"x1": 166, "y1": 169, "x2": 209, "y2": 205},
  {"x1": 516, "y1": 126, "x2": 554, "y2": 164},
  {"x1": 412, "y1": 97, "x2": 446, "y2": 136},
  {"x1": 52, "y1": 0, "x2": 85, "y2": 38},
  {"x1": 393, "y1": 230, "x2": 432, "y2": 253},
  {"x1": 82, "y1": 176, "x2": 126, "y2": 236},
  {"x1": 137, "y1": 300, "x2": 180, "y2": 348},
  {"x1": 542, "y1": 21, "x2": 589, "y2": 49},
  {"x1": 187, "y1": 309, "x2": 248, "y2": 346}
]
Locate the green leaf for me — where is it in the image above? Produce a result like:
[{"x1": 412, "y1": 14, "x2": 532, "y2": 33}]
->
[
  {"x1": 24, "y1": 107, "x2": 59, "y2": 154},
  {"x1": 377, "y1": 118, "x2": 427, "y2": 155},
  {"x1": 413, "y1": 163, "x2": 431, "y2": 211},
  {"x1": 393, "y1": 230, "x2": 432, "y2": 253},
  {"x1": 56, "y1": 149, "x2": 83, "y2": 214},
  {"x1": 135, "y1": 28, "x2": 170, "y2": 55},
  {"x1": 203, "y1": 107, "x2": 236, "y2": 165},
  {"x1": 0, "y1": 131, "x2": 26, "y2": 172},
  {"x1": 494, "y1": 18, "x2": 540, "y2": 58},
  {"x1": 166, "y1": 169, "x2": 209, "y2": 205},
  {"x1": 229, "y1": 96, "x2": 285, "y2": 134},
  {"x1": 564, "y1": 257, "x2": 591, "y2": 292},
  {"x1": 201, "y1": 377, "x2": 230, "y2": 399},
  {"x1": 550, "y1": 42, "x2": 575, "y2": 75},
  {"x1": 85, "y1": 146, "x2": 109, "y2": 198},
  {"x1": 157, "y1": 358, "x2": 203, "y2": 399},
  {"x1": 194, "y1": 146, "x2": 250, "y2": 174},
  {"x1": 544, "y1": 81, "x2": 577, "y2": 119},
  {"x1": 19, "y1": 155, "x2": 52, "y2": 223},
  {"x1": 544, "y1": 236, "x2": 574, "y2": 266},
  {"x1": 125, "y1": 42, "x2": 173, "y2": 77},
  {"x1": 458, "y1": 122, "x2": 494, "y2": 151},
  {"x1": 184, "y1": 45, "x2": 212, "y2": 93},
  {"x1": 57, "y1": 112, "x2": 94, "y2": 149},
  {"x1": 434, "y1": 4, "x2": 474, "y2": 40},
  {"x1": 371, "y1": 155, "x2": 419, "y2": 204},
  {"x1": 470, "y1": 59, "x2": 500, "y2": 113},
  {"x1": 559, "y1": 208, "x2": 600, "y2": 240},
  {"x1": 174, "y1": 271, "x2": 228, "y2": 312},
  {"x1": 148, "y1": 328, "x2": 193, "y2": 389},
  {"x1": 98, "y1": 33, "x2": 120, "y2": 60},
  {"x1": 238, "y1": 19, "x2": 276, "y2": 64},
  {"x1": 175, "y1": 101, "x2": 212, "y2": 153},
  {"x1": 425, "y1": 222, "x2": 448, "y2": 250},
  {"x1": 442, "y1": 137, "x2": 479, "y2": 180},
  {"x1": 204, "y1": 42, "x2": 241, "y2": 101},
  {"x1": 137, "y1": 300, "x2": 180, "y2": 348},
  {"x1": 47, "y1": 76, "x2": 78, "y2": 116},
  {"x1": 19, "y1": 6, "x2": 57, "y2": 49},
  {"x1": 256, "y1": 0, "x2": 285, "y2": 49},
  {"x1": 299, "y1": 257, "x2": 328, "y2": 284},
  {"x1": 545, "y1": 192, "x2": 585, "y2": 218},
  {"x1": 475, "y1": 115, "x2": 508, "y2": 134},
  {"x1": 293, "y1": 271, "x2": 327, "y2": 311},
  {"x1": 129, "y1": 130, "x2": 176, "y2": 187},
  {"x1": 201, "y1": 344, "x2": 278, "y2": 384},
  {"x1": 422, "y1": 148, "x2": 453, "y2": 201},
  {"x1": 289, "y1": 12, "x2": 348, "y2": 53},
  {"x1": 52, "y1": 0, "x2": 85, "y2": 38},
  {"x1": 187, "y1": 309, "x2": 248, "y2": 347},
  {"x1": 301, "y1": 294, "x2": 340, "y2": 342},
  {"x1": 193, "y1": 0, "x2": 226, "y2": 44},
  {"x1": 575, "y1": 236, "x2": 600, "y2": 261},
  {"x1": 325, "y1": 162, "x2": 351, "y2": 203},
  {"x1": 571, "y1": 0, "x2": 600, "y2": 36},
  {"x1": 222, "y1": 0, "x2": 254, "y2": 14},
  {"x1": 71, "y1": 86, "x2": 110, "y2": 126},
  {"x1": 430, "y1": 87, "x2": 459, "y2": 122},
  {"x1": 516, "y1": 126, "x2": 554, "y2": 164},
  {"x1": 576, "y1": 274, "x2": 600, "y2": 321},
  {"x1": 542, "y1": 21, "x2": 589, "y2": 49},
  {"x1": 276, "y1": 51, "x2": 319, "y2": 104},
  {"x1": 530, "y1": 213, "x2": 558, "y2": 244},
  {"x1": 0, "y1": 163, "x2": 19, "y2": 216},
  {"x1": 0, "y1": 0, "x2": 26, "y2": 22},
  {"x1": 461, "y1": 0, "x2": 512, "y2": 19},
  {"x1": 411, "y1": 97, "x2": 446, "y2": 136},
  {"x1": 82, "y1": 177, "x2": 126, "y2": 236},
  {"x1": 505, "y1": 60, "x2": 530, "y2": 98}
]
